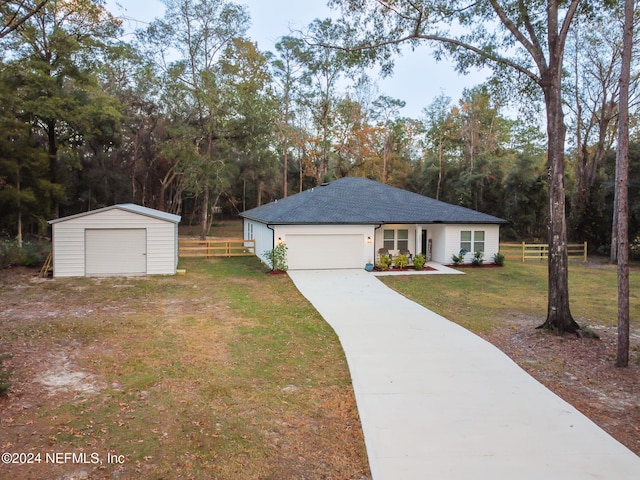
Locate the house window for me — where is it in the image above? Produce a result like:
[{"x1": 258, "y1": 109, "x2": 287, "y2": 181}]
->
[
  {"x1": 383, "y1": 230, "x2": 395, "y2": 250},
  {"x1": 397, "y1": 229, "x2": 409, "y2": 251},
  {"x1": 474, "y1": 231, "x2": 485, "y2": 252},
  {"x1": 460, "y1": 231, "x2": 472, "y2": 253},
  {"x1": 247, "y1": 223, "x2": 254, "y2": 240},
  {"x1": 383, "y1": 229, "x2": 410, "y2": 251},
  {"x1": 460, "y1": 230, "x2": 485, "y2": 253}
]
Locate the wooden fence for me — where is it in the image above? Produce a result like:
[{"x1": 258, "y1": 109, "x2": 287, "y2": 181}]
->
[
  {"x1": 499, "y1": 242, "x2": 587, "y2": 262},
  {"x1": 179, "y1": 238, "x2": 255, "y2": 258}
]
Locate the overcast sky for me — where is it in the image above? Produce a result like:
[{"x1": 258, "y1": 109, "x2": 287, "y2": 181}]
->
[{"x1": 105, "y1": 0, "x2": 488, "y2": 119}]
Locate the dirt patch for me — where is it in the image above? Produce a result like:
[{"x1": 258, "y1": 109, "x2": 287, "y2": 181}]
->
[
  {"x1": 37, "y1": 349, "x2": 104, "y2": 396},
  {"x1": 483, "y1": 315, "x2": 640, "y2": 455}
]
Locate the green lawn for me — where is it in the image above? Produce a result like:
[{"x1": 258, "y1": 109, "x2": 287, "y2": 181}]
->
[
  {"x1": 380, "y1": 260, "x2": 640, "y2": 334},
  {"x1": 0, "y1": 258, "x2": 369, "y2": 480}
]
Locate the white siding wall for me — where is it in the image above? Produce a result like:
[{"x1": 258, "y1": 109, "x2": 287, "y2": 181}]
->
[
  {"x1": 428, "y1": 225, "x2": 448, "y2": 263},
  {"x1": 244, "y1": 219, "x2": 274, "y2": 266},
  {"x1": 440, "y1": 224, "x2": 501, "y2": 264},
  {"x1": 52, "y1": 209, "x2": 178, "y2": 277}
]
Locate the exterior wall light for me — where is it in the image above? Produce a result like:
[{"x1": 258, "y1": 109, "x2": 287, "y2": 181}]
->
[{"x1": 367, "y1": 236, "x2": 372, "y2": 243}]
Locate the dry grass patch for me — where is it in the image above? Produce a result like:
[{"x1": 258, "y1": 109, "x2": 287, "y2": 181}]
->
[{"x1": 0, "y1": 259, "x2": 370, "y2": 479}]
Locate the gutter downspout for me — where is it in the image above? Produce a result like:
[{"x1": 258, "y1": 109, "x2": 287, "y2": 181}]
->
[
  {"x1": 266, "y1": 224, "x2": 276, "y2": 270},
  {"x1": 373, "y1": 224, "x2": 382, "y2": 264}
]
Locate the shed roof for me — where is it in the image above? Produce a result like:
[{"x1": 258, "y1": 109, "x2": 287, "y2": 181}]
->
[
  {"x1": 241, "y1": 177, "x2": 507, "y2": 225},
  {"x1": 48, "y1": 204, "x2": 181, "y2": 225}
]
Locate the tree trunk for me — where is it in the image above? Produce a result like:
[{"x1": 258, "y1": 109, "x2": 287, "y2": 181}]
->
[
  {"x1": 283, "y1": 95, "x2": 290, "y2": 198},
  {"x1": 537, "y1": 66, "x2": 580, "y2": 335},
  {"x1": 199, "y1": 187, "x2": 209, "y2": 240},
  {"x1": 436, "y1": 143, "x2": 443, "y2": 201},
  {"x1": 47, "y1": 119, "x2": 59, "y2": 218},
  {"x1": 611, "y1": 194, "x2": 619, "y2": 262},
  {"x1": 614, "y1": 0, "x2": 634, "y2": 368}
]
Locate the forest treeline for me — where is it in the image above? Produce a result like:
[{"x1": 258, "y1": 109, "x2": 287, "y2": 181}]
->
[{"x1": 1, "y1": 0, "x2": 638, "y2": 253}]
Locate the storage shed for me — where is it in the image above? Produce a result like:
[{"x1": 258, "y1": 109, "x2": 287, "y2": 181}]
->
[{"x1": 48, "y1": 204, "x2": 181, "y2": 277}]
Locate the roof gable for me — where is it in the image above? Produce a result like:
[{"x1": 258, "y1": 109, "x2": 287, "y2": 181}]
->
[
  {"x1": 241, "y1": 177, "x2": 506, "y2": 225},
  {"x1": 49, "y1": 204, "x2": 181, "y2": 225}
]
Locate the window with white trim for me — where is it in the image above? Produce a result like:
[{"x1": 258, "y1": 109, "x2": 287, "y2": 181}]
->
[
  {"x1": 474, "y1": 231, "x2": 485, "y2": 252},
  {"x1": 383, "y1": 228, "x2": 410, "y2": 251},
  {"x1": 460, "y1": 231, "x2": 472, "y2": 253},
  {"x1": 460, "y1": 230, "x2": 485, "y2": 253},
  {"x1": 383, "y1": 230, "x2": 395, "y2": 250},
  {"x1": 397, "y1": 229, "x2": 409, "y2": 251}
]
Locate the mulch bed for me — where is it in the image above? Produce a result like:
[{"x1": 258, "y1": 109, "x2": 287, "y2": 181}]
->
[{"x1": 373, "y1": 265, "x2": 437, "y2": 272}]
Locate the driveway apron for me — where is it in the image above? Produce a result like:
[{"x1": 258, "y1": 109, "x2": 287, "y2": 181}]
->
[{"x1": 288, "y1": 269, "x2": 640, "y2": 480}]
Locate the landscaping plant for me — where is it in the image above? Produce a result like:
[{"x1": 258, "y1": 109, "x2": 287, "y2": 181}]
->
[
  {"x1": 393, "y1": 254, "x2": 409, "y2": 269},
  {"x1": 377, "y1": 254, "x2": 391, "y2": 271},
  {"x1": 472, "y1": 251, "x2": 484, "y2": 266},
  {"x1": 451, "y1": 252, "x2": 465, "y2": 265},
  {"x1": 412, "y1": 253, "x2": 426, "y2": 270},
  {"x1": 263, "y1": 242, "x2": 288, "y2": 271}
]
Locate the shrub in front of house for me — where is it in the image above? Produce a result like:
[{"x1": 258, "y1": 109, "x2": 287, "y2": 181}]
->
[
  {"x1": 451, "y1": 252, "x2": 465, "y2": 265},
  {"x1": 263, "y1": 242, "x2": 288, "y2": 271},
  {"x1": 377, "y1": 254, "x2": 391, "y2": 271},
  {"x1": 413, "y1": 253, "x2": 426, "y2": 270},
  {"x1": 393, "y1": 254, "x2": 409, "y2": 269},
  {"x1": 471, "y1": 251, "x2": 484, "y2": 266}
]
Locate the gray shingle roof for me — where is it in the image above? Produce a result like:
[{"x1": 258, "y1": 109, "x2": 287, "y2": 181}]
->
[{"x1": 240, "y1": 177, "x2": 507, "y2": 225}]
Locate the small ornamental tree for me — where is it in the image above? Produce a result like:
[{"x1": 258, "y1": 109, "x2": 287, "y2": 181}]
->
[{"x1": 264, "y1": 242, "x2": 288, "y2": 272}]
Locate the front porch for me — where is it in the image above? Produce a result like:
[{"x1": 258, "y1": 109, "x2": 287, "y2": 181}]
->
[
  {"x1": 373, "y1": 223, "x2": 500, "y2": 266},
  {"x1": 373, "y1": 224, "x2": 433, "y2": 264},
  {"x1": 372, "y1": 261, "x2": 464, "y2": 276}
]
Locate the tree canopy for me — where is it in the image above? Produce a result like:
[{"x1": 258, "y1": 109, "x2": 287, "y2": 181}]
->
[{"x1": 0, "y1": 0, "x2": 637, "y2": 282}]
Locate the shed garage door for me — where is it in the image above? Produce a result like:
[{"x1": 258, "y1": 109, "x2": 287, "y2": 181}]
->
[
  {"x1": 286, "y1": 234, "x2": 364, "y2": 270},
  {"x1": 85, "y1": 229, "x2": 147, "y2": 276}
]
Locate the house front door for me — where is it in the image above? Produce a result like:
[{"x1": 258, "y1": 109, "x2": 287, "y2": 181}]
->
[{"x1": 421, "y1": 230, "x2": 428, "y2": 256}]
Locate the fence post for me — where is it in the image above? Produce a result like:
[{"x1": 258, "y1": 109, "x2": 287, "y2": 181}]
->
[
  {"x1": 522, "y1": 241, "x2": 525, "y2": 262},
  {"x1": 584, "y1": 241, "x2": 588, "y2": 262}
]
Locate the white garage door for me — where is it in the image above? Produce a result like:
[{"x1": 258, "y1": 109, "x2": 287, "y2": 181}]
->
[
  {"x1": 286, "y1": 234, "x2": 364, "y2": 270},
  {"x1": 85, "y1": 229, "x2": 147, "y2": 276}
]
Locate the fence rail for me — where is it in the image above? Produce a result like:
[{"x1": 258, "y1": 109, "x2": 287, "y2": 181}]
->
[
  {"x1": 499, "y1": 242, "x2": 587, "y2": 262},
  {"x1": 179, "y1": 238, "x2": 255, "y2": 258}
]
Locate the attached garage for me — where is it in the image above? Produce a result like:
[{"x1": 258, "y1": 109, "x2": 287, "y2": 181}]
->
[
  {"x1": 285, "y1": 233, "x2": 365, "y2": 270},
  {"x1": 49, "y1": 204, "x2": 181, "y2": 278}
]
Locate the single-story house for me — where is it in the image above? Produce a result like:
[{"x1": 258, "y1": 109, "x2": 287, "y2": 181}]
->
[
  {"x1": 240, "y1": 177, "x2": 507, "y2": 270},
  {"x1": 48, "y1": 204, "x2": 181, "y2": 277}
]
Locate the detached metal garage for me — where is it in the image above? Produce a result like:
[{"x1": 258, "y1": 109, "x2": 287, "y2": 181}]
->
[{"x1": 49, "y1": 204, "x2": 181, "y2": 278}]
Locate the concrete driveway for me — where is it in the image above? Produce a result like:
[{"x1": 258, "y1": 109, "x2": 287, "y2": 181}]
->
[{"x1": 288, "y1": 269, "x2": 640, "y2": 480}]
